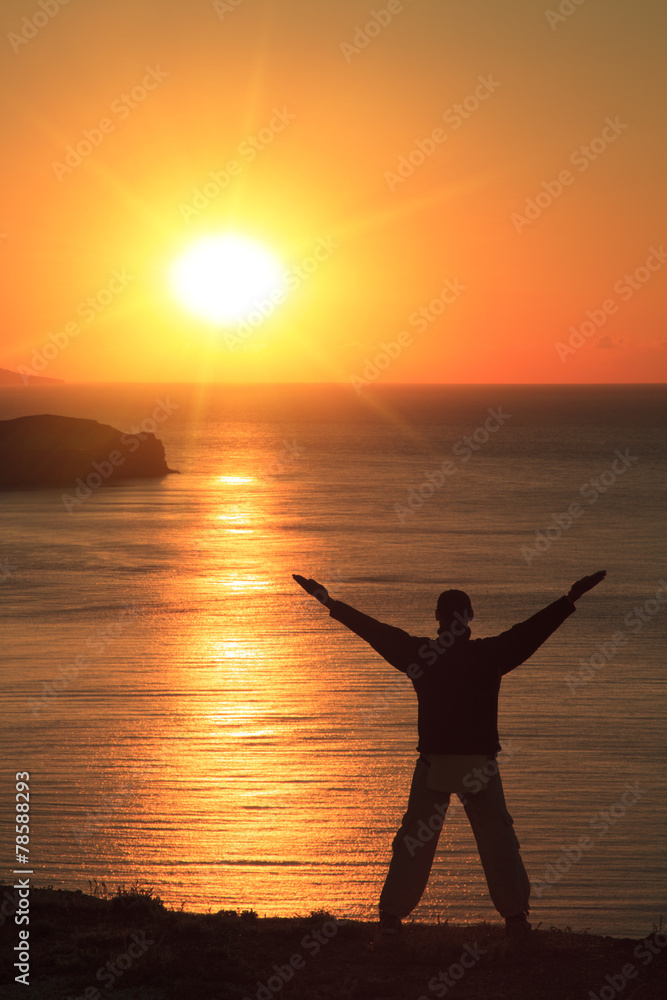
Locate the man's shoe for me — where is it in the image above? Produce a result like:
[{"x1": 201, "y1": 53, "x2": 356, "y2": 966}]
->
[
  {"x1": 379, "y1": 911, "x2": 402, "y2": 935},
  {"x1": 505, "y1": 912, "x2": 532, "y2": 939}
]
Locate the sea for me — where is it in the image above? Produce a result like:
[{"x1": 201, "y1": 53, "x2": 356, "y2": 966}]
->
[{"x1": 0, "y1": 382, "x2": 665, "y2": 939}]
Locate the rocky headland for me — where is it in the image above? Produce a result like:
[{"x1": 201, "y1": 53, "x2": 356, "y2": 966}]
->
[{"x1": 0, "y1": 413, "x2": 175, "y2": 488}]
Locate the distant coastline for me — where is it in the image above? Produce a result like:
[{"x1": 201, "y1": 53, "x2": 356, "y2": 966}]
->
[{"x1": 0, "y1": 366, "x2": 65, "y2": 386}]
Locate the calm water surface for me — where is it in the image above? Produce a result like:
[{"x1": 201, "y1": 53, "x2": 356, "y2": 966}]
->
[{"x1": 1, "y1": 383, "x2": 665, "y2": 937}]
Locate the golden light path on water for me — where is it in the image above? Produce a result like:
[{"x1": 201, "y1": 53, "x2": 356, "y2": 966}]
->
[{"x1": 110, "y1": 468, "x2": 354, "y2": 918}]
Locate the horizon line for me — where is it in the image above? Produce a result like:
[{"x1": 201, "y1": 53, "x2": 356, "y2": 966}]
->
[{"x1": 2, "y1": 380, "x2": 666, "y2": 387}]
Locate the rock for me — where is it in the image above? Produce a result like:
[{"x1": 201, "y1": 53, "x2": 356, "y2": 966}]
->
[{"x1": 0, "y1": 414, "x2": 175, "y2": 488}]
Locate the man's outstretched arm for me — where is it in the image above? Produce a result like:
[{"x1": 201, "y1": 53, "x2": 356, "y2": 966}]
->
[
  {"x1": 292, "y1": 574, "x2": 421, "y2": 672},
  {"x1": 491, "y1": 570, "x2": 607, "y2": 675}
]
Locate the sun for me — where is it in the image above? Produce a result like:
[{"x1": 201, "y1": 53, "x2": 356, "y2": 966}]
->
[{"x1": 170, "y1": 234, "x2": 285, "y2": 324}]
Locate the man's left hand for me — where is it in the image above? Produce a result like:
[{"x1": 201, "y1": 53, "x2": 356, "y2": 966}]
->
[{"x1": 567, "y1": 570, "x2": 607, "y2": 604}]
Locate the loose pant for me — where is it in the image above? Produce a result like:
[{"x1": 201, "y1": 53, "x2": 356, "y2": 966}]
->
[{"x1": 379, "y1": 757, "x2": 530, "y2": 919}]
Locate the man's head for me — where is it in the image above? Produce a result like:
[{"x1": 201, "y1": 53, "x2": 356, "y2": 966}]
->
[{"x1": 435, "y1": 589, "x2": 474, "y2": 633}]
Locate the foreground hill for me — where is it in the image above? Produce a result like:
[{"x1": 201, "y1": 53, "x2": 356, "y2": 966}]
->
[{"x1": 0, "y1": 883, "x2": 664, "y2": 1000}]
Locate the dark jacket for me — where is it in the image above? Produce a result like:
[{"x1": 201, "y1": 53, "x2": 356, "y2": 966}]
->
[{"x1": 328, "y1": 596, "x2": 576, "y2": 754}]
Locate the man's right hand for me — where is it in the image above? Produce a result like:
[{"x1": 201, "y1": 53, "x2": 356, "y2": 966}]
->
[
  {"x1": 566, "y1": 570, "x2": 607, "y2": 604},
  {"x1": 292, "y1": 574, "x2": 331, "y2": 607}
]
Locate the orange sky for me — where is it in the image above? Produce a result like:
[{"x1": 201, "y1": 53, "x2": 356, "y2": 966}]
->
[{"x1": 1, "y1": 0, "x2": 665, "y2": 384}]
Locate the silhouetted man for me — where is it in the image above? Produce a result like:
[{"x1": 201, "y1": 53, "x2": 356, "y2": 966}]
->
[{"x1": 293, "y1": 570, "x2": 606, "y2": 937}]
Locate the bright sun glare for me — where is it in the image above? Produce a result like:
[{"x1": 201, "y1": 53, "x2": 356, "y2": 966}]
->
[{"x1": 171, "y1": 234, "x2": 284, "y2": 324}]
